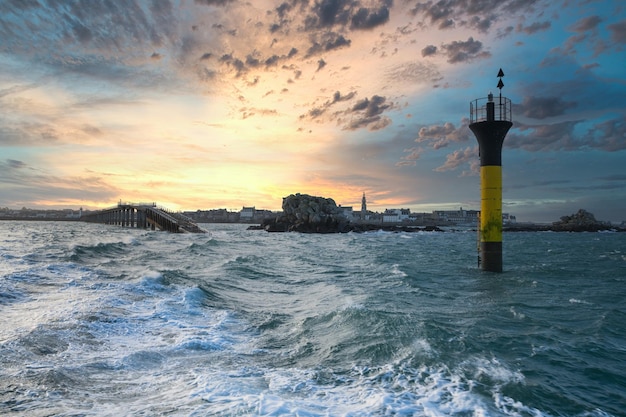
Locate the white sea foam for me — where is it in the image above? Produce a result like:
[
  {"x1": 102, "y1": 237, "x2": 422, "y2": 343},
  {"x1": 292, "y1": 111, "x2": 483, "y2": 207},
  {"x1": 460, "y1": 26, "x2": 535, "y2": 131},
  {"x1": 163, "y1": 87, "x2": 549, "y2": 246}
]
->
[{"x1": 569, "y1": 298, "x2": 592, "y2": 305}]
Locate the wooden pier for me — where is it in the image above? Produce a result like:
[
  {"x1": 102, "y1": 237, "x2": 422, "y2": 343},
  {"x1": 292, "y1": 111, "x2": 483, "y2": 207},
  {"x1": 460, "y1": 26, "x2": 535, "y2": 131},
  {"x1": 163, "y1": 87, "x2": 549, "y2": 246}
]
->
[{"x1": 80, "y1": 202, "x2": 205, "y2": 233}]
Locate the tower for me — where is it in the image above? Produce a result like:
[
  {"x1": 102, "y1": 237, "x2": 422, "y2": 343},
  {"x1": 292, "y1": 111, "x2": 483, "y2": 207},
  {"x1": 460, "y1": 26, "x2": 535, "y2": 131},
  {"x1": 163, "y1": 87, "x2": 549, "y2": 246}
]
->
[
  {"x1": 469, "y1": 69, "x2": 513, "y2": 272},
  {"x1": 361, "y1": 192, "x2": 367, "y2": 219}
]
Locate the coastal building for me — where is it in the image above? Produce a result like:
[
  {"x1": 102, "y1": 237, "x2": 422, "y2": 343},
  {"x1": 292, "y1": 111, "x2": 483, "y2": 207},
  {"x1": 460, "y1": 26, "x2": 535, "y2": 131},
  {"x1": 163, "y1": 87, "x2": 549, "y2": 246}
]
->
[
  {"x1": 432, "y1": 207, "x2": 480, "y2": 226},
  {"x1": 337, "y1": 205, "x2": 355, "y2": 221},
  {"x1": 382, "y1": 208, "x2": 411, "y2": 223},
  {"x1": 240, "y1": 206, "x2": 255, "y2": 221}
]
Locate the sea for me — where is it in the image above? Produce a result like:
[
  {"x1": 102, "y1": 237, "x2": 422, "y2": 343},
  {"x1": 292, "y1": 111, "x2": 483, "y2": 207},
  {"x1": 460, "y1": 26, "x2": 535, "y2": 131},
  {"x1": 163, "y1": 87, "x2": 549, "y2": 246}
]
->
[{"x1": 1, "y1": 221, "x2": 625, "y2": 417}]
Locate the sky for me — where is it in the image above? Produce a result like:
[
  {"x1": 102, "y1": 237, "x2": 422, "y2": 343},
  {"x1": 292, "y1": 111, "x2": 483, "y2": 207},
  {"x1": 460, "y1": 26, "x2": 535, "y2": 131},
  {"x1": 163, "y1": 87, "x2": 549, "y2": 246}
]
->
[{"x1": 1, "y1": 0, "x2": 625, "y2": 223}]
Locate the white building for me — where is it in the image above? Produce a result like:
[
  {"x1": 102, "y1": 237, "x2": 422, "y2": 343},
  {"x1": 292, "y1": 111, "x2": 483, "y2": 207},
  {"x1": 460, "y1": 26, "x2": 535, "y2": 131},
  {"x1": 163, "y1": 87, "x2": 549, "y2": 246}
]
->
[{"x1": 240, "y1": 206, "x2": 255, "y2": 221}]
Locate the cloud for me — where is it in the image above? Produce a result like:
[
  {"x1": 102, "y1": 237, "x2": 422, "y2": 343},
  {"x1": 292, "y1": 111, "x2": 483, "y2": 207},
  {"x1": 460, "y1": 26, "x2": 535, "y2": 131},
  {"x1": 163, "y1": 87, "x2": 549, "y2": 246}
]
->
[
  {"x1": 0, "y1": 158, "x2": 119, "y2": 205},
  {"x1": 570, "y1": 15, "x2": 603, "y2": 33},
  {"x1": 300, "y1": 93, "x2": 394, "y2": 131},
  {"x1": 421, "y1": 45, "x2": 437, "y2": 57},
  {"x1": 515, "y1": 96, "x2": 577, "y2": 120},
  {"x1": 396, "y1": 147, "x2": 425, "y2": 166},
  {"x1": 506, "y1": 116, "x2": 626, "y2": 152},
  {"x1": 0, "y1": 83, "x2": 38, "y2": 98},
  {"x1": 434, "y1": 146, "x2": 478, "y2": 173},
  {"x1": 304, "y1": 0, "x2": 392, "y2": 31},
  {"x1": 385, "y1": 61, "x2": 441, "y2": 85},
  {"x1": 582, "y1": 116, "x2": 626, "y2": 152},
  {"x1": 409, "y1": 0, "x2": 540, "y2": 33},
  {"x1": 194, "y1": 0, "x2": 236, "y2": 6},
  {"x1": 351, "y1": 6, "x2": 391, "y2": 29},
  {"x1": 344, "y1": 95, "x2": 393, "y2": 131},
  {"x1": 306, "y1": 33, "x2": 352, "y2": 57},
  {"x1": 332, "y1": 91, "x2": 356, "y2": 103},
  {"x1": 517, "y1": 21, "x2": 551, "y2": 34},
  {"x1": 6, "y1": 159, "x2": 26, "y2": 169},
  {"x1": 299, "y1": 90, "x2": 357, "y2": 122},
  {"x1": 441, "y1": 37, "x2": 491, "y2": 63},
  {"x1": 416, "y1": 120, "x2": 471, "y2": 149},
  {"x1": 608, "y1": 19, "x2": 626, "y2": 44}
]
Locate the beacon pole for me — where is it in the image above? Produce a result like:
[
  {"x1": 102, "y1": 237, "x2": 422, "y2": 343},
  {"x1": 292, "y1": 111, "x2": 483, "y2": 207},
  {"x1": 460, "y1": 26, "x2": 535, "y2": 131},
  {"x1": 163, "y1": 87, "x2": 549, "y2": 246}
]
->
[{"x1": 469, "y1": 69, "x2": 512, "y2": 272}]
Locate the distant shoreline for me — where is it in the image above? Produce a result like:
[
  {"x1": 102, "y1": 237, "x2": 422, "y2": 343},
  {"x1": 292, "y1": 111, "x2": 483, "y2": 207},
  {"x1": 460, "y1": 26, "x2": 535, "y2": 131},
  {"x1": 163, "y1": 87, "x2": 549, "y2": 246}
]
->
[{"x1": 2, "y1": 218, "x2": 624, "y2": 232}]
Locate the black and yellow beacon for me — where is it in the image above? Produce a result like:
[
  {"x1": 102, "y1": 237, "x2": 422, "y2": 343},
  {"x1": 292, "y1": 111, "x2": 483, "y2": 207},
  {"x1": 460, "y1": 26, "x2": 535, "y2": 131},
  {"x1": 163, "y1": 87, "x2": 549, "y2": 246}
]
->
[{"x1": 469, "y1": 69, "x2": 512, "y2": 272}]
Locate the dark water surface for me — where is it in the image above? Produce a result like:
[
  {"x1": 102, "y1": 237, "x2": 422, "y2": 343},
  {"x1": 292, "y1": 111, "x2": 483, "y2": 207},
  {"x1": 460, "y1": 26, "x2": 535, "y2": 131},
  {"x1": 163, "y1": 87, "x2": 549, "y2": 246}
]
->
[{"x1": 1, "y1": 221, "x2": 624, "y2": 416}]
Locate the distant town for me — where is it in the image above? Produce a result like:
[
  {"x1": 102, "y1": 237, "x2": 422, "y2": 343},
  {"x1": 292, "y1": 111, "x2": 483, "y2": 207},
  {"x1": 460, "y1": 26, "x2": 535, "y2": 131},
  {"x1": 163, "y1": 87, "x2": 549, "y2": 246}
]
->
[{"x1": 0, "y1": 194, "x2": 516, "y2": 227}]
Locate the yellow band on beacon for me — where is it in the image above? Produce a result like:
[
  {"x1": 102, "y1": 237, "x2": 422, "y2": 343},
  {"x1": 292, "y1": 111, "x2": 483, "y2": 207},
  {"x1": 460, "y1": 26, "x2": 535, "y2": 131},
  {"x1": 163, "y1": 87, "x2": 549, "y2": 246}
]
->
[{"x1": 480, "y1": 165, "x2": 502, "y2": 242}]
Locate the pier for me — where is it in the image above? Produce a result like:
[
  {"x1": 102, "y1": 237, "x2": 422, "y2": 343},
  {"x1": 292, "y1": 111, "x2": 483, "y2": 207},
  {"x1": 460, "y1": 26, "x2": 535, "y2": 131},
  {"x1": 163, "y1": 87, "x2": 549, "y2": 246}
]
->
[{"x1": 80, "y1": 202, "x2": 205, "y2": 233}]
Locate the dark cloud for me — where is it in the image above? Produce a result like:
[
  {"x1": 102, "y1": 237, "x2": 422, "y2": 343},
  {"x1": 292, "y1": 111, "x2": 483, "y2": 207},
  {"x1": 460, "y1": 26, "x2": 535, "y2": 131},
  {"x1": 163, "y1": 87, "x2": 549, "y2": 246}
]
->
[
  {"x1": 344, "y1": 95, "x2": 393, "y2": 131},
  {"x1": 306, "y1": 33, "x2": 351, "y2": 57},
  {"x1": 219, "y1": 54, "x2": 246, "y2": 76},
  {"x1": 506, "y1": 116, "x2": 626, "y2": 152},
  {"x1": 194, "y1": 0, "x2": 236, "y2": 6},
  {"x1": 421, "y1": 45, "x2": 437, "y2": 57},
  {"x1": 0, "y1": 0, "x2": 182, "y2": 74},
  {"x1": 301, "y1": 91, "x2": 394, "y2": 131},
  {"x1": 316, "y1": 58, "x2": 327, "y2": 71},
  {"x1": 285, "y1": 0, "x2": 392, "y2": 35},
  {"x1": 441, "y1": 37, "x2": 490, "y2": 63},
  {"x1": 467, "y1": 15, "x2": 494, "y2": 33},
  {"x1": 300, "y1": 90, "x2": 356, "y2": 121},
  {"x1": 517, "y1": 21, "x2": 551, "y2": 34},
  {"x1": 409, "y1": 0, "x2": 540, "y2": 33},
  {"x1": 506, "y1": 121, "x2": 579, "y2": 151},
  {"x1": 351, "y1": 6, "x2": 390, "y2": 29},
  {"x1": 332, "y1": 91, "x2": 356, "y2": 103},
  {"x1": 68, "y1": 17, "x2": 93, "y2": 44},
  {"x1": 608, "y1": 19, "x2": 626, "y2": 43},
  {"x1": 305, "y1": 0, "x2": 352, "y2": 29},
  {"x1": 515, "y1": 96, "x2": 577, "y2": 120},
  {"x1": 246, "y1": 54, "x2": 261, "y2": 68},
  {"x1": 582, "y1": 115, "x2": 626, "y2": 152},
  {"x1": 570, "y1": 15, "x2": 602, "y2": 32},
  {"x1": 7, "y1": 159, "x2": 26, "y2": 169},
  {"x1": 265, "y1": 54, "x2": 280, "y2": 66}
]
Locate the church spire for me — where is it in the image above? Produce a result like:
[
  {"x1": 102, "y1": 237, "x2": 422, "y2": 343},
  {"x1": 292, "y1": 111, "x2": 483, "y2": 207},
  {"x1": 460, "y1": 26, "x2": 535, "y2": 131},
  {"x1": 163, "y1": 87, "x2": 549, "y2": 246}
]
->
[{"x1": 361, "y1": 193, "x2": 367, "y2": 219}]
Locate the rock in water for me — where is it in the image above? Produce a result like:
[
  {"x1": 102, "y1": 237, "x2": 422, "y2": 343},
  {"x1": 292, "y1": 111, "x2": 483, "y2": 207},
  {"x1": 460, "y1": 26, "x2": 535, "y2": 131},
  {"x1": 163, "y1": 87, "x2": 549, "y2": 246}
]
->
[
  {"x1": 551, "y1": 209, "x2": 611, "y2": 231},
  {"x1": 262, "y1": 193, "x2": 350, "y2": 233}
]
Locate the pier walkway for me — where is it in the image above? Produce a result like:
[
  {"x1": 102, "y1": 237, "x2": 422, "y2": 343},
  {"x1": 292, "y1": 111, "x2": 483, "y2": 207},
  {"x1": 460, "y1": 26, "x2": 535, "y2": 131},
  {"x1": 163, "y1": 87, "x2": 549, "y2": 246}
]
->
[{"x1": 80, "y1": 202, "x2": 205, "y2": 233}]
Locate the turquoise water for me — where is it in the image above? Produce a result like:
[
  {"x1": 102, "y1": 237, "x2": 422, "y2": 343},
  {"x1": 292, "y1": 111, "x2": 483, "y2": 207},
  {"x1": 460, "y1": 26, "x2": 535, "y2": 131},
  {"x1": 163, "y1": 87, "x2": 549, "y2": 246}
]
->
[{"x1": 1, "y1": 221, "x2": 625, "y2": 416}]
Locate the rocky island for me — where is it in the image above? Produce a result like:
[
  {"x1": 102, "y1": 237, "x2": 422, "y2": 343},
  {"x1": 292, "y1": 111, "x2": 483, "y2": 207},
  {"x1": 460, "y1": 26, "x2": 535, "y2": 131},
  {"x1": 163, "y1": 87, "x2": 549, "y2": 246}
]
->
[
  {"x1": 505, "y1": 209, "x2": 620, "y2": 232},
  {"x1": 256, "y1": 193, "x2": 443, "y2": 233}
]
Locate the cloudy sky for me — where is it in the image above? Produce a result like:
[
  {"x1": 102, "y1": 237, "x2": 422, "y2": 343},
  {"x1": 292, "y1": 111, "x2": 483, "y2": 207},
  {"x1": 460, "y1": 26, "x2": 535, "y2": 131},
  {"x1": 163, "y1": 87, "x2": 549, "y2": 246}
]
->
[{"x1": 1, "y1": 0, "x2": 625, "y2": 222}]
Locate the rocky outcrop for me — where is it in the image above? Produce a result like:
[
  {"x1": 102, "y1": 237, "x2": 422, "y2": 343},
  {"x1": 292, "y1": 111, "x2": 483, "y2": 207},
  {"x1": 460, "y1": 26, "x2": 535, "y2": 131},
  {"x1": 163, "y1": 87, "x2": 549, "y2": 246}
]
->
[
  {"x1": 551, "y1": 209, "x2": 613, "y2": 232},
  {"x1": 261, "y1": 193, "x2": 351, "y2": 233},
  {"x1": 257, "y1": 193, "x2": 446, "y2": 233}
]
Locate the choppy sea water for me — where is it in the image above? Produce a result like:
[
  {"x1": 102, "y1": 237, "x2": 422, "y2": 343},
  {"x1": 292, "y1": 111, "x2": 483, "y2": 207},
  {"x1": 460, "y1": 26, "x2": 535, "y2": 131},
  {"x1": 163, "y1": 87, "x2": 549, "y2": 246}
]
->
[{"x1": 1, "y1": 221, "x2": 625, "y2": 416}]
